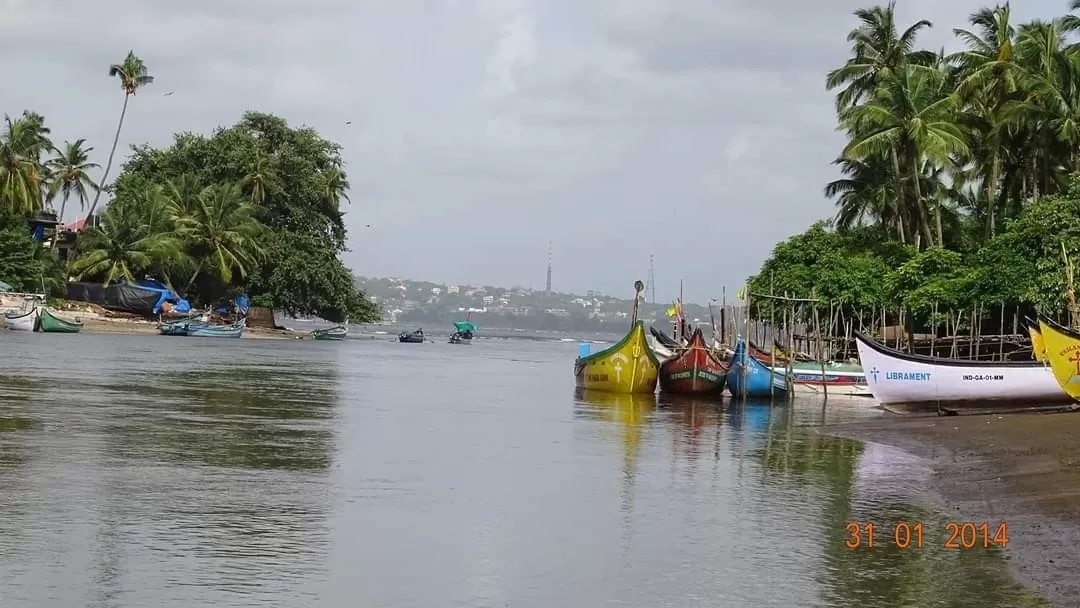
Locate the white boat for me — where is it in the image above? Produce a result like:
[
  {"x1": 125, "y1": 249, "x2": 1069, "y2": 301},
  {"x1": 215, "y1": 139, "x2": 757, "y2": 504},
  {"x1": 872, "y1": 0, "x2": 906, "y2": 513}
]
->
[
  {"x1": 647, "y1": 334, "x2": 674, "y2": 361},
  {"x1": 853, "y1": 330, "x2": 1068, "y2": 413},
  {"x1": 3, "y1": 307, "x2": 39, "y2": 331}
]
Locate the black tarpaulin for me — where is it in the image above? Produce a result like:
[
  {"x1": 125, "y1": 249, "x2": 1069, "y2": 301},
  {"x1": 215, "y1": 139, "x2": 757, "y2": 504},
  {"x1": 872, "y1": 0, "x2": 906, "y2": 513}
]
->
[{"x1": 66, "y1": 282, "x2": 160, "y2": 316}]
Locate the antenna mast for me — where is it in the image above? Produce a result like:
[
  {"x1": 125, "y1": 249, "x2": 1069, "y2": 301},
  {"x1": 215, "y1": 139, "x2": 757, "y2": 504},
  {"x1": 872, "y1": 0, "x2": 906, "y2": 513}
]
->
[
  {"x1": 545, "y1": 240, "x2": 553, "y2": 295},
  {"x1": 646, "y1": 254, "x2": 656, "y2": 303}
]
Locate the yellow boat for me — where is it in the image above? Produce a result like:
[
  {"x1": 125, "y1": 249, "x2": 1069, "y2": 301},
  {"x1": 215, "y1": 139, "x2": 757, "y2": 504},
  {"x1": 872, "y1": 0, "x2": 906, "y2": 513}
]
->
[
  {"x1": 1027, "y1": 321, "x2": 1047, "y2": 362},
  {"x1": 1037, "y1": 314, "x2": 1080, "y2": 399},
  {"x1": 574, "y1": 321, "x2": 659, "y2": 394}
]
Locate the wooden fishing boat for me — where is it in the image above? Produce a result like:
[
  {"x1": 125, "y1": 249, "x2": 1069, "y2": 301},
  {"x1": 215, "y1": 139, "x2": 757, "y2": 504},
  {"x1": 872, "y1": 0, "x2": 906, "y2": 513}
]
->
[
  {"x1": 779, "y1": 361, "x2": 871, "y2": 397},
  {"x1": 1035, "y1": 315, "x2": 1080, "y2": 401},
  {"x1": 158, "y1": 316, "x2": 206, "y2": 336},
  {"x1": 726, "y1": 339, "x2": 788, "y2": 399},
  {"x1": 38, "y1": 308, "x2": 83, "y2": 333},
  {"x1": 574, "y1": 320, "x2": 659, "y2": 394},
  {"x1": 312, "y1": 324, "x2": 348, "y2": 340},
  {"x1": 187, "y1": 319, "x2": 245, "y2": 338},
  {"x1": 658, "y1": 328, "x2": 727, "y2": 396},
  {"x1": 3, "y1": 307, "x2": 39, "y2": 331},
  {"x1": 1025, "y1": 317, "x2": 1047, "y2": 362},
  {"x1": 449, "y1": 320, "x2": 475, "y2": 344},
  {"x1": 398, "y1": 329, "x2": 424, "y2": 343},
  {"x1": 854, "y1": 329, "x2": 1068, "y2": 414}
]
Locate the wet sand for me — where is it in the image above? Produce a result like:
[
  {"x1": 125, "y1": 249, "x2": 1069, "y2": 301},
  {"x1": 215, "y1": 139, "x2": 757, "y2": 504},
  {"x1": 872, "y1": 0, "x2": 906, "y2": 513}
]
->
[{"x1": 823, "y1": 412, "x2": 1080, "y2": 607}]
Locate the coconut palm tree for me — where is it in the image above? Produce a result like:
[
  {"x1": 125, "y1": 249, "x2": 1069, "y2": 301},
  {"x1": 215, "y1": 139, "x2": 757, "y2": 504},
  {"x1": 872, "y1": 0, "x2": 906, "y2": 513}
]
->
[
  {"x1": 0, "y1": 113, "x2": 54, "y2": 216},
  {"x1": 84, "y1": 50, "x2": 154, "y2": 223},
  {"x1": 172, "y1": 183, "x2": 266, "y2": 291},
  {"x1": 68, "y1": 195, "x2": 181, "y2": 285},
  {"x1": 46, "y1": 139, "x2": 99, "y2": 239}
]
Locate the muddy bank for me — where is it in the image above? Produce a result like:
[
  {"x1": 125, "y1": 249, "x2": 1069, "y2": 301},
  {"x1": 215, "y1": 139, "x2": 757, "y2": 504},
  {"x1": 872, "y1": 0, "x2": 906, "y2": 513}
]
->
[{"x1": 822, "y1": 412, "x2": 1080, "y2": 607}]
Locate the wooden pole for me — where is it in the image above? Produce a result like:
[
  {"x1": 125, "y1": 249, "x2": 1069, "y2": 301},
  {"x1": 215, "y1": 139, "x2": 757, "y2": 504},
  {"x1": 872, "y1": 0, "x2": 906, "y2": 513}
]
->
[
  {"x1": 813, "y1": 296, "x2": 827, "y2": 403},
  {"x1": 999, "y1": 302, "x2": 1006, "y2": 361},
  {"x1": 741, "y1": 285, "x2": 750, "y2": 400},
  {"x1": 930, "y1": 301, "x2": 938, "y2": 357},
  {"x1": 769, "y1": 276, "x2": 776, "y2": 406}
]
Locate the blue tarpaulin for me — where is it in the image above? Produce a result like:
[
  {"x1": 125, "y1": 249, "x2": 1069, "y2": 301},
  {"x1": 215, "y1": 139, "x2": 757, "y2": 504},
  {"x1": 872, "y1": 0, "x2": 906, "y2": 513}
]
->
[
  {"x1": 122, "y1": 279, "x2": 190, "y2": 314},
  {"x1": 214, "y1": 294, "x2": 249, "y2": 316}
]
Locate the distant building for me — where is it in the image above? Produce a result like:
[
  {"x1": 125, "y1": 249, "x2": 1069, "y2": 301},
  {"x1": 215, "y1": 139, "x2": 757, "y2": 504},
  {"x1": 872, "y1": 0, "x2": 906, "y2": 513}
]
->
[
  {"x1": 482, "y1": 295, "x2": 494, "y2": 305},
  {"x1": 431, "y1": 287, "x2": 442, "y2": 295},
  {"x1": 446, "y1": 285, "x2": 459, "y2": 294}
]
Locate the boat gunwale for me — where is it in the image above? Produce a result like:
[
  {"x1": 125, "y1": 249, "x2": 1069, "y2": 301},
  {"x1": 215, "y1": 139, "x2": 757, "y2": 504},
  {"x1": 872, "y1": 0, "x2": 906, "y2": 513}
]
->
[
  {"x1": 40, "y1": 307, "x2": 83, "y2": 328},
  {"x1": 577, "y1": 321, "x2": 661, "y2": 369},
  {"x1": 660, "y1": 328, "x2": 728, "y2": 372},
  {"x1": 853, "y1": 329, "x2": 1045, "y2": 368}
]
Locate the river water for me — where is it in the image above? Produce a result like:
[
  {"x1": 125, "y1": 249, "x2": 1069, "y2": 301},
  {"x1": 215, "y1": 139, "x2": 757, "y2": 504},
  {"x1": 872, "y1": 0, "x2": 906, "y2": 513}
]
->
[{"x1": 0, "y1": 332, "x2": 1047, "y2": 607}]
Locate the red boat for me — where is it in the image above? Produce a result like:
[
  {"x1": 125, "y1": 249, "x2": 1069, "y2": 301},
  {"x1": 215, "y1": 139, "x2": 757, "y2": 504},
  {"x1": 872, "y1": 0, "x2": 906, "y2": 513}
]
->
[{"x1": 659, "y1": 328, "x2": 728, "y2": 395}]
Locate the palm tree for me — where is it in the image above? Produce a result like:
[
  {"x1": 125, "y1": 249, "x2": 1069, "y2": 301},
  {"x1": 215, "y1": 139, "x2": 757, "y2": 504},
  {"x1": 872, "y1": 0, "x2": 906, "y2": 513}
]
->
[
  {"x1": 46, "y1": 140, "x2": 99, "y2": 241},
  {"x1": 172, "y1": 183, "x2": 266, "y2": 291},
  {"x1": 825, "y1": 157, "x2": 903, "y2": 238},
  {"x1": 68, "y1": 195, "x2": 181, "y2": 285},
  {"x1": 0, "y1": 113, "x2": 54, "y2": 216},
  {"x1": 826, "y1": 2, "x2": 936, "y2": 111},
  {"x1": 84, "y1": 50, "x2": 154, "y2": 223},
  {"x1": 842, "y1": 64, "x2": 969, "y2": 247}
]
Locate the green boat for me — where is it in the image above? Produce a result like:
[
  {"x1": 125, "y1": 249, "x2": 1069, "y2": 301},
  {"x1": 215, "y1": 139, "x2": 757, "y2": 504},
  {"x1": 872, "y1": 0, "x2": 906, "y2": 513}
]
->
[
  {"x1": 312, "y1": 324, "x2": 348, "y2": 340},
  {"x1": 39, "y1": 308, "x2": 83, "y2": 333}
]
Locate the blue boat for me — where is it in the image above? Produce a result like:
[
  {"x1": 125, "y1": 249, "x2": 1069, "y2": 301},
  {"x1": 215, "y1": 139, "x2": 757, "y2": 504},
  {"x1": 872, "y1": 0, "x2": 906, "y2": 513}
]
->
[
  {"x1": 186, "y1": 319, "x2": 245, "y2": 338},
  {"x1": 158, "y1": 316, "x2": 207, "y2": 336},
  {"x1": 725, "y1": 339, "x2": 788, "y2": 399}
]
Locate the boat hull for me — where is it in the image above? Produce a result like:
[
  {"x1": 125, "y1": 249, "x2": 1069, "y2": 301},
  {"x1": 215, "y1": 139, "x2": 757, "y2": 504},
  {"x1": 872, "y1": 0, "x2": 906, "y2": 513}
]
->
[
  {"x1": 574, "y1": 321, "x2": 659, "y2": 394},
  {"x1": 3, "y1": 308, "x2": 39, "y2": 331},
  {"x1": 659, "y1": 329, "x2": 727, "y2": 395},
  {"x1": 187, "y1": 320, "x2": 245, "y2": 338},
  {"x1": 399, "y1": 330, "x2": 424, "y2": 343},
  {"x1": 726, "y1": 339, "x2": 788, "y2": 399},
  {"x1": 39, "y1": 308, "x2": 82, "y2": 333},
  {"x1": 313, "y1": 326, "x2": 348, "y2": 340},
  {"x1": 1036, "y1": 316, "x2": 1080, "y2": 401},
  {"x1": 771, "y1": 363, "x2": 871, "y2": 397},
  {"x1": 854, "y1": 330, "x2": 1067, "y2": 412}
]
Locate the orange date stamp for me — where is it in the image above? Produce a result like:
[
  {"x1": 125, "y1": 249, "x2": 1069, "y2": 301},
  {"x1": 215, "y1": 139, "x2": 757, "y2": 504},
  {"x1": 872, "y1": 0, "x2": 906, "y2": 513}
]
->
[{"x1": 844, "y1": 520, "x2": 1008, "y2": 550}]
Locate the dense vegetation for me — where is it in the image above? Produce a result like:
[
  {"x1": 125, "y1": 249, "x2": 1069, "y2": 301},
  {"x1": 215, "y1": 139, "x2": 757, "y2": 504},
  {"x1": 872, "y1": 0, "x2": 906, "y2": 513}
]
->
[
  {"x1": 0, "y1": 51, "x2": 376, "y2": 322},
  {"x1": 749, "y1": 1, "x2": 1080, "y2": 330}
]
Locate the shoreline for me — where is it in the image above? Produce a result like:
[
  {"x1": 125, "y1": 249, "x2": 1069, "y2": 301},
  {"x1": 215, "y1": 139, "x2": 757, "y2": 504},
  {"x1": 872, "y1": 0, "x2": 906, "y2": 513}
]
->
[{"x1": 820, "y1": 412, "x2": 1080, "y2": 608}]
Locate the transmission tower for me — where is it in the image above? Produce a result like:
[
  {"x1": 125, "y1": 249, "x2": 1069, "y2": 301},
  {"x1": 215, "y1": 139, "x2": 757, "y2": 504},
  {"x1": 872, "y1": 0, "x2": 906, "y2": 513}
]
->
[
  {"x1": 545, "y1": 240, "x2": 552, "y2": 294},
  {"x1": 646, "y1": 254, "x2": 656, "y2": 303}
]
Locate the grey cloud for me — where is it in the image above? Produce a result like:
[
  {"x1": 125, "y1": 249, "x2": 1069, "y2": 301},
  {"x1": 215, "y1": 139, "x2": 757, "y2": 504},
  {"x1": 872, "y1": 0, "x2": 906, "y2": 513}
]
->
[{"x1": 0, "y1": 0, "x2": 1069, "y2": 303}]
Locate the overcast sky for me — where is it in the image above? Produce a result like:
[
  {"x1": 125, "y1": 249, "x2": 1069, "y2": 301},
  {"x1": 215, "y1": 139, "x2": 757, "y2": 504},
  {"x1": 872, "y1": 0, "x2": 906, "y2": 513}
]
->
[{"x1": 0, "y1": 0, "x2": 1068, "y2": 303}]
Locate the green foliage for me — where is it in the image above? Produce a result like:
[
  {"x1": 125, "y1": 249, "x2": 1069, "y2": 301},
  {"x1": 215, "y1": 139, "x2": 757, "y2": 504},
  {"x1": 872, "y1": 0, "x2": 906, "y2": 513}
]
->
[{"x1": 0, "y1": 215, "x2": 64, "y2": 294}]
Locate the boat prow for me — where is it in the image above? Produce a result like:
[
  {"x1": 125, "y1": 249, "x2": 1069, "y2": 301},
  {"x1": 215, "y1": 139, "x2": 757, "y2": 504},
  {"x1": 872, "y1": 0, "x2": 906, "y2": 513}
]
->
[
  {"x1": 854, "y1": 329, "x2": 1068, "y2": 413},
  {"x1": 1036, "y1": 315, "x2": 1080, "y2": 401},
  {"x1": 574, "y1": 321, "x2": 659, "y2": 394},
  {"x1": 659, "y1": 328, "x2": 727, "y2": 395}
]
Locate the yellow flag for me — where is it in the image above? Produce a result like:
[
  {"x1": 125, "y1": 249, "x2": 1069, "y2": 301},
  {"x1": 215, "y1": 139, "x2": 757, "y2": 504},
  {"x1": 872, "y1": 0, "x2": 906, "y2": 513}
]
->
[
  {"x1": 666, "y1": 304, "x2": 677, "y2": 317},
  {"x1": 736, "y1": 287, "x2": 746, "y2": 301}
]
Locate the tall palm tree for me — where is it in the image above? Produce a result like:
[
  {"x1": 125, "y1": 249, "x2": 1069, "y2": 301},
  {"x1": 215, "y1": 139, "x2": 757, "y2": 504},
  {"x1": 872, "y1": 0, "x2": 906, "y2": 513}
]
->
[
  {"x1": 84, "y1": 50, "x2": 154, "y2": 223},
  {"x1": 842, "y1": 64, "x2": 969, "y2": 247},
  {"x1": 826, "y1": 2, "x2": 936, "y2": 111},
  {"x1": 46, "y1": 140, "x2": 99, "y2": 240}
]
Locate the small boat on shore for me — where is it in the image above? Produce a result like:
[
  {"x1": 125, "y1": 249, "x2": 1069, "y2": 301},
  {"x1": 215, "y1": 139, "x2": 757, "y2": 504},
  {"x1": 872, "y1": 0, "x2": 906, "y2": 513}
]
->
[
  {"x1": 187, "y1": 319, "x2": 245, "y2": 338},
  {"x1": 659, "y1": 328, "x2": 727, "y2": 396},
  {"x1": 726, "y1": 339, "x2": 788, "y2": 399},
  {"x1": 158, "y1": 316, "x2": 206, "y2": 336},
  {"x1": 574, "y1": 320, "x2": 660, "y2": 394},
  {"x1": 3, "y1": 307, "x2": 39, "y2": 331},
  {"x1": 39, "y1": 308, "x2": 83, "y2": 333},
  {"x1": 854, "y1": 330, "x2": 1068, "y2": 414},
  {"x1": 312, "y1": 324, "x2": 348, "y2": 341},
  {"x1": 1025, "y1": 317, "x2": 1047, "y2": 362},
  {"x1": 1036, "y1": 315, "x2": 1080, "y2": 401},
  {"x1": 399, "y1": 329, "x2": 424, "y2": 343},
  {"x1": 764, "y1": 361, "x2": 870, "y2": 397}
]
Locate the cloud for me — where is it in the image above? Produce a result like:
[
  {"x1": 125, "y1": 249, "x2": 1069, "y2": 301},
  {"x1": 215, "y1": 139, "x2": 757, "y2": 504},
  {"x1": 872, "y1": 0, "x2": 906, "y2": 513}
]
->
[{"x1": 0, "y1": 0, "x2": 1068, "y2": 302}]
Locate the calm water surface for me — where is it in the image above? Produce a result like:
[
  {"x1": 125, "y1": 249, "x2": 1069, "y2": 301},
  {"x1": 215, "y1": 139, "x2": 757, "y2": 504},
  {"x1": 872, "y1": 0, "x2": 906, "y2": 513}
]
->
[{"x1": 0, "y1": 332, "x2": 1046, "y2": 607}]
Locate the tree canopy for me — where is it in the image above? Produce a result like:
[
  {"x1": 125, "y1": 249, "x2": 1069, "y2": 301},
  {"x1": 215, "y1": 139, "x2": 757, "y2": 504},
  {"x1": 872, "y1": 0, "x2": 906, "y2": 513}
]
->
[{"x1": 749, "y1": 2, "x2": 1080, "y2": 329}]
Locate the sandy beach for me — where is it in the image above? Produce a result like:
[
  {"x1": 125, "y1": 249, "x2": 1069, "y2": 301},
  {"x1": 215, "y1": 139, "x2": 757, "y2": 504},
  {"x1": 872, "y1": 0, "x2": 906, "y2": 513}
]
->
[{"x1": 823, "y1": 412, "x2": 1080, "y2": 607}]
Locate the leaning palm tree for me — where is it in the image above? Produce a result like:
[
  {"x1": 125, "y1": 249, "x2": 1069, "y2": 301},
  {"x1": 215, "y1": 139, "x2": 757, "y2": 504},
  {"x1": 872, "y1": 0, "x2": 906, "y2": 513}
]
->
[
  {"x1": 84, "y1": 50, "x2": 154, "y2": 223},
  {"x1": 46, "y1": 140, "x2": 99, "y2": 240}
]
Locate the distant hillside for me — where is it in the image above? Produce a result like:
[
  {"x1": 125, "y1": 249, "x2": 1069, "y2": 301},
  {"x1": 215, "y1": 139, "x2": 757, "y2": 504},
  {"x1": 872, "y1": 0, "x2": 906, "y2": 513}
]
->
[{"x1": 355, "y1": 276, "x2": 717, "y2": 332}]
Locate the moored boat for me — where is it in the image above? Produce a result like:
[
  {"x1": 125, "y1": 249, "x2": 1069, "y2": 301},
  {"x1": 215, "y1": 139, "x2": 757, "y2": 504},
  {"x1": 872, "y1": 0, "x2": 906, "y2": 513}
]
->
[
  {"x1": 1036, "y1": 315, "x2": 1080, "y2": 401},
  {"x1": 3, "y1": 307, "x2": 39, "y2": 332},
  {"x1": 38, "y1": 308, "x2": 83, "y2": 333},
  {"x1": 574, "y1": 320, "x2": 660, "y2": 394},
  {"x1": 1025, "y1": 317, "x2": 1047, "y2": 362},
  {"x1": 158, "y1": 316, "x2": 206, "y2": 336},
  {"x1": 659, "y1": 328, "x2": 727, "y2": 396},
  {"x1": 772, "y1": 361, "x2": 871, "y2": 397},
  {"x1": 187, "y1": 319, "x2": 245, "y2": 338},
  {"x1": 312, "y1": 323, "x2": 348, "y2": 341},
  {"x1": 399, "y1": 328, "x2": 424, "y2": 343},
  {"x1": 449, "y1": 320, "x2": 475, "y2": 344},
  {"x1": 726, "y1": 339, "x2": 788, "y2": 399},
  {"x1": 854, "y1": 329, "x2": 1068, "y2": 414}
]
